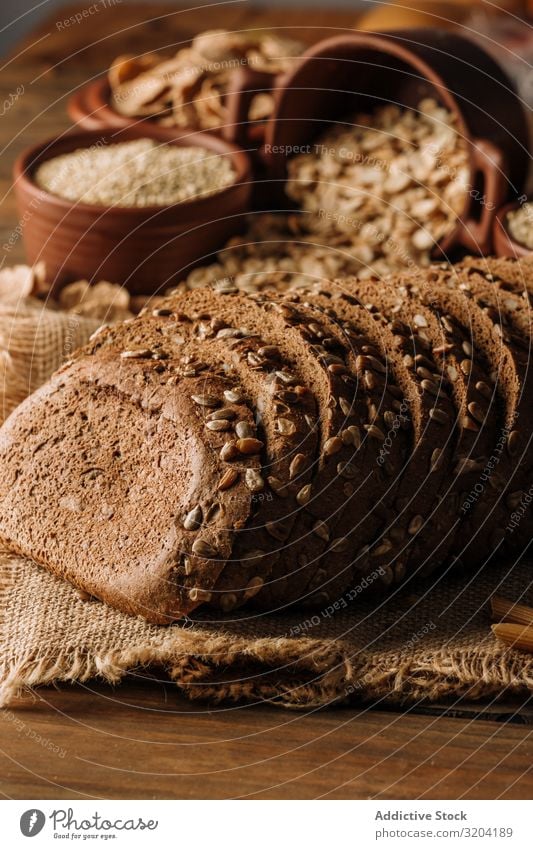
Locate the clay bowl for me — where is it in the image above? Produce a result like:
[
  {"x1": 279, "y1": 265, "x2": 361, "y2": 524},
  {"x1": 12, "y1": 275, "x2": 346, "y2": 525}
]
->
[
  {"x1": 13, "y1": 124, "x2": 252, "y2": 295},
  {"x1": 262, "y1": 29, "x2": 529, "y2": 256},
  {"x1": 68, "y1": 70, "x2": 271, "y2": 146},
  {"x1": 493, "y1": 200, "x2": 533, "y2": 258}
]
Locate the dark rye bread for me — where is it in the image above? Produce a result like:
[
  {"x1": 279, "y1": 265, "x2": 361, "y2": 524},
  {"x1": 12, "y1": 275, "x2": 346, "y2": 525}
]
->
[
  {"x1": 339, "y1": 277, "x2": 459, "y2": 577},
  {"x1": 395, "y1": 270, "x2": 504, "y2": 565},
  {"x1": 0, "y1": 356, "x2": 260, "y2": 623},
  {"x1": 85, "y1": 299, "x2": 319, "y2": 613},
  {"x1": 274, "y1": 284, "x2": 414, "y2": 601},
  {"x1": 451, "y1": 259, "x2": 533, "y2": 553},
  {"x1": 1, "y1": 260, "x2": 532, "y2": 625},
  {"x1": 159, "y1": 287, "x2": 391, "y2": 609}
]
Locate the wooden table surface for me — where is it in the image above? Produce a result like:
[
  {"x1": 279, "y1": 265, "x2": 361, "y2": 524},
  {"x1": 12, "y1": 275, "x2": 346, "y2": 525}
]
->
[{"x1": 1, "y1": 2, "x2": 533, "y2": 801}]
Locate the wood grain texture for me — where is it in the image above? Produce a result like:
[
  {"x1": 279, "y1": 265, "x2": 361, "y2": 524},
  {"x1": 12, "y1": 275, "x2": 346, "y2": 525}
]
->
[
  {"x1": 1, "y1": 2, "x2": 533, "y2": 801},
  {"x1": 1, "y1": 680, "x2": 533, "y2": 800}
]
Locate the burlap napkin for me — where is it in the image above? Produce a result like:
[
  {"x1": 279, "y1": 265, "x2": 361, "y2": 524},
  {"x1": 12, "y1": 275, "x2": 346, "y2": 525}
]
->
[
  {"x1": 0, "y1": 284, "x2": 532, "y2": 708},
  {"x1": 1, "y1": 550, "x2": 532, "y2": 708}
]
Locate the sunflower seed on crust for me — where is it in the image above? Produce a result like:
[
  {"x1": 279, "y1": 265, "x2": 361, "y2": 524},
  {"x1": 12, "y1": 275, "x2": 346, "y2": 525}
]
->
[
  {"x1": 218, "y1": 468, "x2": 240, "y2": 490},
  {"x1": 183, "y1": 505, "x2": 203, "y2": 531},
  {"x1": 245, "y1": 468, "x2": 264, "y2": 492},
  {"x1": 296, "y1": 484, "x2": 312, "y2": 506},
  {"x1": 191, "y1": 538, "x2": 219, "y2": 558},
  {"x1": 191, "y1": 393, "x2": 219, "y2": 408},
  {"x1": 188, "y1": 588, "x2": 212, "y2": 603},
  {"x1": 236, "y1": 437, "x2": 264, "y2": 454}
]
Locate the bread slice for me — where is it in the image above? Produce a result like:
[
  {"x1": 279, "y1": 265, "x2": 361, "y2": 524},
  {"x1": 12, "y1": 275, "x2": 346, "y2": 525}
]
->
[
  {"x1": 159, "y1": 287, "x2": 390, "y2": 609},
  {"x1": 451, "y1": 259, "x2": 533, "y2": 555},
  {"x1": 394, "y1": 269, "x2": 505, "y2": 568},
  {"x1": 85, "y1": 297, "x2": 319, "y2": 613},
  {"x1": 339, "y1": 276, "x2": 461, "y2": 577},
  {"x1": 0, "y1": 355, "x2": 260, "y2": 623},
  {"x1": 275, "y1": 284, "x2": 414, "y2": 601}
]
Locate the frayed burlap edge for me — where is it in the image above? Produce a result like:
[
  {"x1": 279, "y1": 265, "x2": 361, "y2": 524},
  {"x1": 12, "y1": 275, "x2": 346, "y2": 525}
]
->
[
  {"x1": 2, "y1": 553, "x2": 533, "y2": 710},
  {"x1": 0, "y1": 638, "x2": 355, "y2": 710},
  {"x1": 0, "y1": 549, "x2": 356, "y2": 709},
  {"x1": 352, "y1": 649, "x2": 533, "y2": 705}
]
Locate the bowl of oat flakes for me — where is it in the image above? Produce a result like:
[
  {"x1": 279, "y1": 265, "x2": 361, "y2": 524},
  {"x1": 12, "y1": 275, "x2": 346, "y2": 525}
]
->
[
  {"x1": 262, "y1": 30, "x2": 529, "y2": 260},
  {"x1": 13, "y1": 124, "x2": 252, "y2": 294},
  {"x1": 493, "y1": 200, "x2": 533, "y2": 258}
]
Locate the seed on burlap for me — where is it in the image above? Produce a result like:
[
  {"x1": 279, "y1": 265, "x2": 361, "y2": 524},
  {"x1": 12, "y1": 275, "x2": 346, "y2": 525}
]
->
[
  {"x1": 208, "y1": 407, "x2": 236, "y2": 421},
  {"x1": 121, "y1": 349, "x2": 153, "y2": 359},
  {"x1": 475, "y1": 381, "x2": 492, "y2": 399},
  {"x1": 507, "y1": 430, "x2": 520, "y2": 457},
  {"x1": 429, "y1": 407, "x2": 449, "y2": 424},
  {"x1": 266, "y1": 521, "x2": 288, "y2": 540},
  {"x1": 330, "y1": 536, "x2": 349, "y2": 553},
  {"x1": 365, "y1": 424, "x2": 385, "y2": 441},
  {"x1": 224, "y1": 388, "x2": 246, "y2": 404},
  {"x1": 430, "y1": 447, "x2": 444, "y2": 472},
  {"x1": 342, "y1": 425, "x2": 361, "y2": 448},
  {"x1": 268, "y1": 476, "x2": 289, "y2": 497},
  {"x1": 337, "y1": 460, "x2": 358, "y2": 479},
  {"x1": 466, "y1": 401, "x2": 484, "y2": 423},
  {"x1": 339, "y1": 397, "x2": 353, "y2": 416},
  {"x1": 372, "y1": 539, "x2": 392, "y2": 557}
]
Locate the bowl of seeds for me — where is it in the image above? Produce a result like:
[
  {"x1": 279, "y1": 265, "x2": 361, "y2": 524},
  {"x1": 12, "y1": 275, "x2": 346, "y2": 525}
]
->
[
  {"x1": 493, "y1": 199, "x2": 533, "y2": 258},
  {"x1": 262, "y1": 30, "x2": 529, "y2": 259},
  {"x1": 13, "y1": 125, "x2": 252, "y2": 294}
]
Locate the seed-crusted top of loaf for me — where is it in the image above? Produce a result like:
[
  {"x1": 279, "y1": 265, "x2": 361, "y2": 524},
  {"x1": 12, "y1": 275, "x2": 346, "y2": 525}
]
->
[
  {"x1": 450, "y1": 259, "x2": 533, "y2": 554},
  {"x1": 86, "y1": 294, "x2": 320, "y2": 613},
  {"x1": 1, "y1": 258, "x2": 532, "y2": 624},
  {"x1": 393, "y1": 270, "x2": 504, "y2": 562},
  {"x1": 159, "y1": 287, "x2": 387, "y2": 609},
  {"x1": 0, "y1": 355, "x2": 261, "y2": 622},
  {"x1": 273, "y1": 284, "x2": 413, "y2": 601},
  {"x1": 339, "y1": 276, "x2": 460, "y2": 576}
]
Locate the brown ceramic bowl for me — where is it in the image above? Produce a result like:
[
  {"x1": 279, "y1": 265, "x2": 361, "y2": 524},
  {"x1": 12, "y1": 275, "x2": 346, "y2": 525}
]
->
[
  {"x1": 262, "y1": 29, "x2": 529, "y2": 255},
  {"x1": 13, "y1": 124, "x2": 252, "y2": 295},
  {"x1": 68, "y1": 70, "x2": 270, "y2": 146},
  {"x1": 493, "y1": 200, "x2": 533, "y2": 258}
]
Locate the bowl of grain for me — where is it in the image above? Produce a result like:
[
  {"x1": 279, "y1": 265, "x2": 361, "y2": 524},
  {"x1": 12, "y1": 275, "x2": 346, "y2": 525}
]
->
[
  {"x1": 262, "y1": 30, "x2": 529, "y2": 259},
  {"x1": 13, "y1": 125, "x2": 252, "y2": 295},
  {"x1": 493, "y1": 199, "x2": 533, "y2": 258}
]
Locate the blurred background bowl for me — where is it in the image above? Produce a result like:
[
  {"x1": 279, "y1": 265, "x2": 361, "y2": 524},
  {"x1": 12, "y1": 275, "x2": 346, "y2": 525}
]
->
[
  {"x1": 13, "y1": 124, "x2": 252, "y2": 295},
  {"x1": 261, "y1": 29, "x2": 529, "y2": 256}
]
